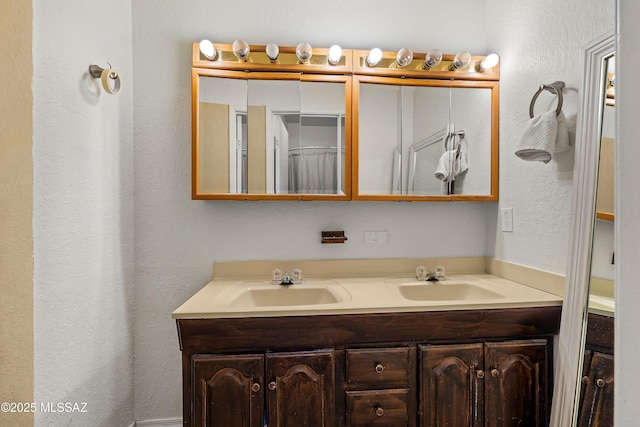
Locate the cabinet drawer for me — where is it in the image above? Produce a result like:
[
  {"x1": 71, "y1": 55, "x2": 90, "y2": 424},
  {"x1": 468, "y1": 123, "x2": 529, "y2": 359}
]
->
[
  {"x1": 346, "y1": 389, "x2": 409, "y2": 425},
  {"x1": 346, "y1": 348, "x2": 412, "y2": 389}
]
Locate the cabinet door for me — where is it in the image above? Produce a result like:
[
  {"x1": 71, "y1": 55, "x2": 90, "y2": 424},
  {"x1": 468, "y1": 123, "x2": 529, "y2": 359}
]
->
[
  {"x1": 266, "y1": 349, "x2": 335, "y2": 427},
  {"x1": 577, "y1": 352, "x2": 614, "y2": 427},
  {"x1": 484, "y1": 340, "x2": 548, "y2": 427},
  {"x1": 419, "y1": 343, "x2": 484, "y2": 427},
  {"x1": 192, "y1": 354, "x2": 264, "y2": 427}
]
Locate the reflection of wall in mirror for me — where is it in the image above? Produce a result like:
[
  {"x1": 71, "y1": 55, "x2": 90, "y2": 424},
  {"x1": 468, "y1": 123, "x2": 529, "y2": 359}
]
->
[
  {"x1": 358, "y1": 84, "x2": 402, "y2": 194},
  {"x1": 411, "y1": 86, "x2": 449, "y2": 195},
  {"x1": 591, "y1": 100, "x2": 615, "y2": 281}
]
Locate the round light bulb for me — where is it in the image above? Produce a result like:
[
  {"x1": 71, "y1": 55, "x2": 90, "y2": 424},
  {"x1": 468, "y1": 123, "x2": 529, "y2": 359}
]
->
[
  {"x1": 328, "y1": 45, "x2": 342, "y2": 65},
  {"x1": 232, "y1": 39, "x2": 250, "y2": 61},
  {"x1": 199, "y1": 39, "x2": 217, "y2": 61},
  {"x1": 452, "y1": 51, "x2": 471, "y2": 70},
  {"x1": 396, "y1": 48, "x2": 413, "y2": 67},
  {"x1": 367, "y1": 48, "x2": 382, "y2": 67},
  {"x1": 266, "y1": 42, "x2": 279, "y2": 61},
  {"x1": 479, "y1": 53, "x2": 499, "y2": 71},
  {"x1": 424, "y1": 49, "x2": 443, "y2": 69},
  {"x1": 296, "y1": 42, "x2": 313, "y2": 63}
]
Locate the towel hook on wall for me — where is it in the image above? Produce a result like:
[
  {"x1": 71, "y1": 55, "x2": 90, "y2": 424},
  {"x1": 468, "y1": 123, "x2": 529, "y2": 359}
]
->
[
  {"x1": 529, "y1": 80, "x2": 565, "y2": 118},
  {"x1": 88, "y1": 62, "x2": 122, "y2": 95}
]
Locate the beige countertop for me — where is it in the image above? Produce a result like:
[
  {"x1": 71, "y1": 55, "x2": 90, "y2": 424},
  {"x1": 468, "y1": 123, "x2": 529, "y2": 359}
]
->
[
  {"x1": 588, "y1": 277, "x2": 615, "y2": 317},
  {"x1": 173, "y1": 259, "x2": 562, "y2": 319}
]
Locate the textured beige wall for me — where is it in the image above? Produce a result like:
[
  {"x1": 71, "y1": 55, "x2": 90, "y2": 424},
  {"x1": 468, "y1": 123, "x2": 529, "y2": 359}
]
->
[{"x1": 0, "y1": 1, "x2": 34, "y2": 426}]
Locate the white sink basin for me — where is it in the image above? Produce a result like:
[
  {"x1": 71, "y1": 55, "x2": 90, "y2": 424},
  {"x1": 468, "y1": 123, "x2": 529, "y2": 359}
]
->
[
  {"x1": 223, "y1": 280, "x2": 351, "y2": 307},
  {"x1": 392, "y1": 281, "x2": 505, "y2": 301}
]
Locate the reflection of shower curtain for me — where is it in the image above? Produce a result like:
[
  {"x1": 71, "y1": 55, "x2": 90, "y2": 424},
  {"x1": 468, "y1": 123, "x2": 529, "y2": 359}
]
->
[{"x1": 288, "y1": 147, "x2": 338, "y2": 194}]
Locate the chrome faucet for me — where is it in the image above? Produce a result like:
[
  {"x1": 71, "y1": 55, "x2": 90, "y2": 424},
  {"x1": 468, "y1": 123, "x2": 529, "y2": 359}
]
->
[
  {"x1": 416, "y1": 265, "x2": 445, "y2": 281},
  {"x1": 272, "y1": 268, "x2": 302, "y2": 286}
]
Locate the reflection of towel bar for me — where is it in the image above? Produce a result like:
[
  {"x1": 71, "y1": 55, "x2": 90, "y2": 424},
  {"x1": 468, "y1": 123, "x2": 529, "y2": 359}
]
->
[{"x1": 529, "y1": 80, "x2": 565, "y2": 118}]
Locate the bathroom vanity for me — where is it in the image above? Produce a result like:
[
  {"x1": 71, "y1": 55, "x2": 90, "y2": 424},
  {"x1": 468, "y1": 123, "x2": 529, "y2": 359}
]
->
[
  {"x1": 576, "y1": 311, "x2": 614, "y2": 426},
  {"x1": 174, "y1": 258, "x2": 562, "y2": 426}
]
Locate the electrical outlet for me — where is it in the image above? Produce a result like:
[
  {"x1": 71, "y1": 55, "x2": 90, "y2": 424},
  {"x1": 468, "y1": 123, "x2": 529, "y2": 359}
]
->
[
  {"x1": 364, "y1": 230, "x2": 389, "y2": 244},
  {"x1": 501, "y1": 208, "x2": 513, "y2": 232}
]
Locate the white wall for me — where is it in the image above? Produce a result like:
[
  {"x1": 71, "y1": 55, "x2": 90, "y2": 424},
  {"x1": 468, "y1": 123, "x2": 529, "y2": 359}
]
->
[
  {"x1": 32, "y1": 0, "x2": 134, "y2": 425},
  {"x1": 485, "y1": 0, "x2": 615, "y2": 273},
  {"x1": 132, "y1": 0, "x2": 489, "y2": 420}
]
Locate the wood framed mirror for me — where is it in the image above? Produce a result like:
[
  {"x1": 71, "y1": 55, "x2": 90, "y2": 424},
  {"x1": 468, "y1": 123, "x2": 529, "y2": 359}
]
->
[
  {"x1": 351, "y1": 49, "x2": 499, "y2": 202},
  {"x1": 192, "y1": 44, "x2": 352, "y2": 200},
  {"x1": 191, "y1": 44, "x2": 499, "y2": 202}
]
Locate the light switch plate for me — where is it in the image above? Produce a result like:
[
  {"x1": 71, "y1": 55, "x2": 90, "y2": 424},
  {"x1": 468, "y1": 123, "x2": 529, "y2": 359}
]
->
[{"x1": 501, "y1": 207, "x2": 513, "y2": 232}]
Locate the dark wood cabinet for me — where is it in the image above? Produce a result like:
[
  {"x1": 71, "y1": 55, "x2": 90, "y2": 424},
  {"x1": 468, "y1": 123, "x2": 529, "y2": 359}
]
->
[
  {"x1": 177, "y1": 307, "x2": 560, "y2": 427},
  {"x1": 266, "y1": 350, "x2": 336, "y2": 427},
  {"x1": 192, "y1": 350, "x2": 335, "y2": 427},
  {"x1": 577, "y1": 313, "x2": 614, "y2": 427},
  {"x1": 420, "y1": 343, "x2": 483, "y2": 426},
  {"x1": 192, "y1": 354, "x2": 264, "y2": 427},
  {"x1": 484, "y1": 340, "x2": 549, "y2": 427},
  {"x1": 420, "y1": 340, "x2": 548, "y2": 427}
]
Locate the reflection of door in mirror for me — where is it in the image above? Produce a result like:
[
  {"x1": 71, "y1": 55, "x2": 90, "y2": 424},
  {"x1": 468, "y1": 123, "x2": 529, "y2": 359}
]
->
[
  {"x1": 575, "y1": 54, "x2": 615, "y2": 427},
  {"x1": 198, "y1": 75, "x2": 248, "y2": 194},
  {"x1": 247, "y1": 78, "x2": 347, "y2": 196},
  {"x1": 248, "y1": 78, "x2": 300, "y2": 195}
]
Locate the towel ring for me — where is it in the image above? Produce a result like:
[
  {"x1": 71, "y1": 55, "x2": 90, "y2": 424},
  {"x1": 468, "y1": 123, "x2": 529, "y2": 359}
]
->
[{"x1": 529, "y1": 80, "x2": 565, "y2": 118}]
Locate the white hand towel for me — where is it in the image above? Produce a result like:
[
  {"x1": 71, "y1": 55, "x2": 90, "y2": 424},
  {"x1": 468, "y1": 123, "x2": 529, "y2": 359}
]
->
[
  {"x1": 515, "y1": 108, "x2": 558, "y2": 163},
  {"x1": 434, "y1": 149, "x2": 469, "y2": 181},
  {"x1": 555, "y1": 111, "x2": 571, "y2": 153}
]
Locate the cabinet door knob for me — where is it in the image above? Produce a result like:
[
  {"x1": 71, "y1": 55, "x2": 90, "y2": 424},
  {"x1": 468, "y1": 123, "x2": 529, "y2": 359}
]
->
[
  {"x1": 251, "y1": 383, "x2": 261, "y2": 392},
  {"x1": 491, "y1": 369, "x2": 499, "y2": 377},
  {"x1": 476, "y1": 370, "x2": 485, "y2": 379},
  {"x1": 268, "y1": 381, "x2": 276, "y2": 391},
  {"x1": 375, "y1": 406, "x2": 384, "y2": 417},
  {"x1": 375, "y1": 363, "x2": 385, "y2": 374},
  {"x1": 596, "y1": 378, "x2": 606, "y2": 388}
]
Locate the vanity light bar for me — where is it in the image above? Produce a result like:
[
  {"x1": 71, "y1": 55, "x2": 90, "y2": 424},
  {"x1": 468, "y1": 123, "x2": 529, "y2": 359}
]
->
[
  {"x1": 193, "y1": 41, "x2": 352, "y2": 74},
  {"x1": 193, "y1": 41, "x2": 498, "y2": 80},
  {"x1": 353, "y1": 49, "x2": 500, "y2": 81}
]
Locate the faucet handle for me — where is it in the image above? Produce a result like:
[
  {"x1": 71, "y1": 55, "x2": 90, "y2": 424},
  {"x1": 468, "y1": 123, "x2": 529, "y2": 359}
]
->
[
  {"x1": 292, "y1": 268, "x2": 302, "y2": 284},
  {"x1": 416, "y1": 266, "x2": 427, "y2": 281},
  {"x1": 435, "y1": 265, "x2": 445, "y2": 279},
  {"x1": 272, "y1": 269, "x2": 282, "y2": 284}
]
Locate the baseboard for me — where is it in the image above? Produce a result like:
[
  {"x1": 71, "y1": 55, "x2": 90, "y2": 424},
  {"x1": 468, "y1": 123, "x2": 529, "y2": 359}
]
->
[{"x1": 134, "y1": 418, "x2": 182, "y2": 427}]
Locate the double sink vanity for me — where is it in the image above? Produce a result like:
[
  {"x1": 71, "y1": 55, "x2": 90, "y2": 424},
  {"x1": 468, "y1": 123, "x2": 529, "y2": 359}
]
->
[{"x1": 173, "y1": 257, "x2": 562, "y2": 426}]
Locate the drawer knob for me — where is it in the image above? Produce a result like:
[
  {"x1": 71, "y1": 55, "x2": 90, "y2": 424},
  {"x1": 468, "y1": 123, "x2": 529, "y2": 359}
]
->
[
  {"x1": 491, "y1": 369, "x2": 499, "y2": 377},
  {"x1": 251, "y1": 383, "x2": 261, "y2": 392},
  {"x1": 596, "y1": 378, "x2": 606, "y2": 388},
  {"x1": 476, "y1": 370, "x2": 485, "y2": 379},
  {"x1": 375, "y1": 406, "x2": 384, "y2": 417},
  {"x1": 268, "y1": 381, "x2": 276, "y2": 391},
  {"x1": 375, "y1": 363, "x2": 385, "y2": 374}
]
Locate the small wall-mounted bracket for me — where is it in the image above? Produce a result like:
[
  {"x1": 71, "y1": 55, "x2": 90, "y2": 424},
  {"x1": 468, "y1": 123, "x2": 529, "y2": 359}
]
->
[
  {"x1": 88, "y1": 63, "x2": 121, "y2": 95},
  {"x1": 321, "y1": 230, "x2": 348, "y2": 244}
]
